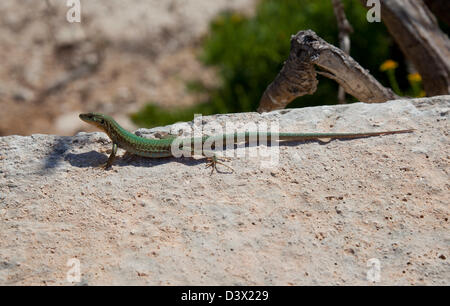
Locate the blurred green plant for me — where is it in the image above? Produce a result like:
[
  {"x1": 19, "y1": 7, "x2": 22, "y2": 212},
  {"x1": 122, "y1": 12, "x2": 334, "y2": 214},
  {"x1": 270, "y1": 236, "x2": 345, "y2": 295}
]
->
[{"x1": 132, "y1": 0, "x2": 404, "y2": 128}]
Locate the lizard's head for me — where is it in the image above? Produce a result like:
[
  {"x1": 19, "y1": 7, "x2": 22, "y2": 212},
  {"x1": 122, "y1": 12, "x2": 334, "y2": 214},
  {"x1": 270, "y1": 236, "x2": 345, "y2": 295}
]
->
[{"x1": 79, "y1": 113, "x2": 111, "y2": 131}]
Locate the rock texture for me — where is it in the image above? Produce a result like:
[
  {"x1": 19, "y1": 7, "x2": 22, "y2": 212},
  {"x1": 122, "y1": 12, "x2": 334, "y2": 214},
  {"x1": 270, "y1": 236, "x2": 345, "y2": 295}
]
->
[{"x1": 0, "y1": 97, "x2": 449, "y2": 285}]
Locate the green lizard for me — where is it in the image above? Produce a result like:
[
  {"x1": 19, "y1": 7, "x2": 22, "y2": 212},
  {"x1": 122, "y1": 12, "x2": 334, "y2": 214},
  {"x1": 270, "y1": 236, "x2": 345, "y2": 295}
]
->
[{"x1": 79, "y1": 112, "x2": 413, "y2": 173}]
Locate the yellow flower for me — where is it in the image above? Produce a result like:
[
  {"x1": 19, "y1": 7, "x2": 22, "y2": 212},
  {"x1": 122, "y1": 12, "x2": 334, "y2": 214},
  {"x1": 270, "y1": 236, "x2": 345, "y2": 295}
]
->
[
  {"x1": 408, "y1": 73, "x2": 422, "y2": 83},
  {"x1": 380, "y1": 60, "x2": 398, "y2": 71}
]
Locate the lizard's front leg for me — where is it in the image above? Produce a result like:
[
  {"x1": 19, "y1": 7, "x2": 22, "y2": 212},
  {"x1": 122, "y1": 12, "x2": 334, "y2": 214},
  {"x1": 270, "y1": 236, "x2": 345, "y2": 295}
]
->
[{"x1": 101, "y1": 143, "x2": 118, "y2": 169}]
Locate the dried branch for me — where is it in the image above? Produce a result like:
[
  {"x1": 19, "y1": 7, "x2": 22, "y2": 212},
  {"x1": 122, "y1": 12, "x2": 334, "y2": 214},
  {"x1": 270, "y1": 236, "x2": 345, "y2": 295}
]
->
[
  {"x1": 332, "y1": 0, "x2": 354, "y2": 104},
  {"x1": 360, "y1": 0, "x2": 450, "y2": 96},
  {"x1": 257, "y1": 30, "x2": 398, "y2": 113}
]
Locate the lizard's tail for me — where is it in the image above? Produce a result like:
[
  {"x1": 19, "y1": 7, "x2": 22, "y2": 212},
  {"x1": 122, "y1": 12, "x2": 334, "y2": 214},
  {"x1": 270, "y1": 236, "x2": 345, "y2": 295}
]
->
[
  {"x1": 206, "y1": 129, "x2": 414, "y2": 145},
  {"x1": 276, "y1": 129, "x2": 415, "y2": 142}
]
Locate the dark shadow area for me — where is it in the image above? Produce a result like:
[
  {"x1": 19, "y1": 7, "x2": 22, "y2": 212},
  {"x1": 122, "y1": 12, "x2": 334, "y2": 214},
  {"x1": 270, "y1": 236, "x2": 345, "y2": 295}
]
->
[
  {"x1": 65, "y1": 151, "x2": 107, "y2": 168},
  {"x1": 65, "y1": 150, "x2": 206, "y2": 170},
  {"x1": 42, "y1": 137, "x2": 71, "y2": 170}
]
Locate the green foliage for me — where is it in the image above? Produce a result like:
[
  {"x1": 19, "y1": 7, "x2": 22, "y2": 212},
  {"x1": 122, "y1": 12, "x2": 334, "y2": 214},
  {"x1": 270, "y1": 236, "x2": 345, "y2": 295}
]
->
[
  {"x1": 132, "y1": 0, "x2": 397, "y2": 128},
  {"x1": 131, "y1": 102, "x2": 216, "y2": 128}
]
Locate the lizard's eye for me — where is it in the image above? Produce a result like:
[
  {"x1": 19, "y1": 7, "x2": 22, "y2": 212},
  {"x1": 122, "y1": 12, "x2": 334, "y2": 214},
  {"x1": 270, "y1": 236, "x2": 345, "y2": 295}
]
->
[{"x1": 99, "y1": 119, "x2": 105, "y2": 124}]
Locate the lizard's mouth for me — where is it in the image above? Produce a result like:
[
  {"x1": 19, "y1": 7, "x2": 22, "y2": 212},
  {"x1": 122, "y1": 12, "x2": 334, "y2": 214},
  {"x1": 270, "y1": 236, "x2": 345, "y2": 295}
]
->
[
  {"x1": 79, "y1": 113, "x2": 93, "y2": 122},
  {"x1": 79, "y1": 113, "x2": 105, "y2": 130}
]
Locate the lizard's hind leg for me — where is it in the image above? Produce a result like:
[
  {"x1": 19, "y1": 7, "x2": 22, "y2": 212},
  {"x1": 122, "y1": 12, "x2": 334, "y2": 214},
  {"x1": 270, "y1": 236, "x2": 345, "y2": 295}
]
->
[{"x1": 205, "y1": 154, "x2": 234, "y2": 175}]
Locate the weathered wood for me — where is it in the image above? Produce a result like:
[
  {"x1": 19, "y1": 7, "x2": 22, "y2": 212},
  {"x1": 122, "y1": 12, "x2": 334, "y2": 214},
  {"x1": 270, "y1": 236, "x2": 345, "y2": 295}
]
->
[
  {"x1": 257, "y1": 30, "x2": 398, "y2": 113},
  {"x1": 332, "y1": 0, "x2": 354, "y2": 104},
  {"x1": 360, "y1": 0, "x2": 450, "y2": 96}
]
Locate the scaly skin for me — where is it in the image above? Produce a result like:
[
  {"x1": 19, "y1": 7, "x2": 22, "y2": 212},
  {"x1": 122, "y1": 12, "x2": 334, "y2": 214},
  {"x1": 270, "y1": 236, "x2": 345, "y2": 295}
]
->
[{"x1": 79, "y1": 112, "x2": 414, "y2": 172}]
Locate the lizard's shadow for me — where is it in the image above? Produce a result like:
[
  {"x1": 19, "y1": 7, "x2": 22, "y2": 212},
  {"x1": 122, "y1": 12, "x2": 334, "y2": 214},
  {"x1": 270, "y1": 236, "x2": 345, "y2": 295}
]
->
[
  {"x1": 65, "y1": 151, "x2": 107, "y2": 168},
  {"x1": 65, "y1": 151, "x2": 205, "y2": 169},
  {"x1": 66, "y1": 138, "x2": 359, "y2": 169}
]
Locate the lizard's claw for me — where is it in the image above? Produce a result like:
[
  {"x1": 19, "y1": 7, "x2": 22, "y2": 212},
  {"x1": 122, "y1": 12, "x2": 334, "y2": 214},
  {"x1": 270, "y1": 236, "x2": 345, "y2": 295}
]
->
[{"x1": 205, "y1": 155, "x2": 234, "y2": 175}]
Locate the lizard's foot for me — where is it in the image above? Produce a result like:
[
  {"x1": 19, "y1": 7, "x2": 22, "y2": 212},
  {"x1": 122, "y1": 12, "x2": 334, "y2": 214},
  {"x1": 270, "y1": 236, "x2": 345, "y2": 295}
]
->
[
  {"x1": 98, "y1": 156, "x2": 116, "y2": 170},
  {"x1": 98, "y1": 143, "x2": 117, "y2": 170},
  {"x1": 205, "y1": 155, "x2": 234, "y2": 175}
]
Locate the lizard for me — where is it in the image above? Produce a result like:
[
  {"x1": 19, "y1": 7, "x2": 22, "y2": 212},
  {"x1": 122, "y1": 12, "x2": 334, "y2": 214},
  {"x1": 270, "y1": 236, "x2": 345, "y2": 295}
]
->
[{"x1": 79, "y1": 112, "x2": 414, "y2": 173}]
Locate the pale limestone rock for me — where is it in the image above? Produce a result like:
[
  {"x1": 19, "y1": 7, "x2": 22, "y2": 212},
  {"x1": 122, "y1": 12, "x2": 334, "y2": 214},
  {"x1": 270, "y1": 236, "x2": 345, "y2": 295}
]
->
[{"x1": 0, "y1": 96, "x2": 449, "y2": 285}]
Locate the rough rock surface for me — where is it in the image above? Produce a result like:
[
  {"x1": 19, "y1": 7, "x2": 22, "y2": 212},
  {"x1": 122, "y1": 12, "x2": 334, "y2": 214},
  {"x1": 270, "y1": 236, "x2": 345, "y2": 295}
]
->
[{"x1": 0, "y1": 97, "x2": 449, "y2": 285}]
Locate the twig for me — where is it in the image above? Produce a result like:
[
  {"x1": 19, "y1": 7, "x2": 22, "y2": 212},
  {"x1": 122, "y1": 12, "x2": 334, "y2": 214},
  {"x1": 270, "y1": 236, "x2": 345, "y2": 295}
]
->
[
  {"x1": 257, "y1": 30, "x2": 398, "y2": 113},
  {"x1": 331, "y1": 0, "x2": 354, "y2": 104}
]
